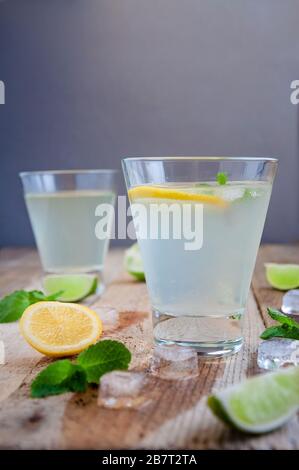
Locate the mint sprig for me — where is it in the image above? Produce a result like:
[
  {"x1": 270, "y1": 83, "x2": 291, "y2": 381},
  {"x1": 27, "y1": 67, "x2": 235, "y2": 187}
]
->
[
  {"x1": 0, "y1": 289, "x2": 63, "y2": 323},
  {"x1": 216, "y1": 172, "x2": 228, "y2": 185},
  {"x1": 31, "y1": 340, "x2": 131, "y2": 398},
  {"x1": 31, "y1": 360, "x2": 87, "y2": 398},
  {"x1": 77, "y1": 340, "x2": 131, "y2": 384},
  {"x1": 260, "y1": 308, "x2": 299, "y2": 340},
  {"x1": 266, "y1": 307, "x2": 299, "y2": 327}
]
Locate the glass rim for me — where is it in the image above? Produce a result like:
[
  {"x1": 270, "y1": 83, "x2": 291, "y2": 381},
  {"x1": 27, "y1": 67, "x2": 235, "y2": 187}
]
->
[
  {"x1": 122, "y1": 156, "x2": 278, "y2": 163},
  {"x1": 19, "y1": 169, "x2": 118, "y2": 178}
]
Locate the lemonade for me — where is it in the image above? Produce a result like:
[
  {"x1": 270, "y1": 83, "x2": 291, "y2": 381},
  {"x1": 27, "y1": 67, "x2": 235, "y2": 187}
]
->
[
  {"x1": 25, "y1": 190, "x2": 115, "y2": 273},
  {"x1": 129, "y1": 181, "x2": 272, "y2": 353}
]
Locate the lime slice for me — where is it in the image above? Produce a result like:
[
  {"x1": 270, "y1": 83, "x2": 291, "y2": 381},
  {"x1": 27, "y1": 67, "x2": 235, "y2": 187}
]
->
[
  {"x1": 208, "y1": 366, "x2": 299, "y2": 434},
  {"x1": 265, "y1": 263, "x2": 299, "y2": 290},
  {"x1": 124, "y1": 243, "x2": 145, "y2": 281},
  {"x1": 43, "y1": 274, "x2": 98, "y2": 302}
]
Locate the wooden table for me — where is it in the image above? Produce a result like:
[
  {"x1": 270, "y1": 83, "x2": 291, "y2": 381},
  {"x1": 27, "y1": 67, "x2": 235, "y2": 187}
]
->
[{"x1": 0, "y1": 245, "x2": 299, "y2": 450}]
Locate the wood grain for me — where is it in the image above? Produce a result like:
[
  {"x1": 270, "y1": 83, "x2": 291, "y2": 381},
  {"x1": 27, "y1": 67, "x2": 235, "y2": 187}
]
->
[{"x1": 0, "y1": 246, "x2": 298, "y2": 449}]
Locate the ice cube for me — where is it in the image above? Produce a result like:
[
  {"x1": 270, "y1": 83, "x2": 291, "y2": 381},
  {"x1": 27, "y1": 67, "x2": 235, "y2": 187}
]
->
[
  {"x1": 149, "y1": 343, "x2": 199, "y2": 380},
  {"x1": 98, "y1": 371, "x2": 149, "y2": 409},
  {"x1": 281, "y1": 290, "x2": 299, "y2": 317},
  {"x1": 93, "y1": 306, "x2": 119, "y2": 330},
  {"x1": 220, "y1": 187, "x2": 245, "y2": 201},
  {"x1": 257, "y1": 338, "x2": 299, "y2": 370}
]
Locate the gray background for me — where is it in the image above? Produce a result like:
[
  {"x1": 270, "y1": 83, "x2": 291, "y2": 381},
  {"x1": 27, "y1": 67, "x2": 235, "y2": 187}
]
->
[{"x1": 0, "y1": 0, "x2": 298, "y2": 246}]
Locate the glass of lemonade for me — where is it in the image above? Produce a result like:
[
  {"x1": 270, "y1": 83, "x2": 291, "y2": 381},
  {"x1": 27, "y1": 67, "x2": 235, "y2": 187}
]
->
[
  {"x1": 20, "y1": 170, "x2": 117, "y2": 283},
  {"x1": 122, "y1": 157, "x2": 277, "y2": 356}
]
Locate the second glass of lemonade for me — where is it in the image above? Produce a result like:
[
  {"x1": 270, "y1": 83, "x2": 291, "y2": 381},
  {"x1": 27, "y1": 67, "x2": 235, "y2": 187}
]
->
[
  {"x1": 20, "y1": 170, "x2": 117, "y2": 285},
  {"x1": 122, "y1": 157, "x2": 277, "y2": 356}
]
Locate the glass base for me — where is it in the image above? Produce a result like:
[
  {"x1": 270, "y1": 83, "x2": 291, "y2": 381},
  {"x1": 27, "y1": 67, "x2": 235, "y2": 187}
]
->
[{"x1": 152, "y1": 309, "x2": 243, "y2": 357}]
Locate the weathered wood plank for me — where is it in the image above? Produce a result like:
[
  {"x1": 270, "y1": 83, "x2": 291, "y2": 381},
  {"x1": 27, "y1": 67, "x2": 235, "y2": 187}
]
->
[{"x1": 0, "y1": 246, "x2": 298, "y2": 449}]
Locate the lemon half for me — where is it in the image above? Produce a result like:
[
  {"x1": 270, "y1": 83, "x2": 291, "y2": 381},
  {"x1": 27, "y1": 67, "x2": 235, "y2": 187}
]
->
[
  {"x1": 20, "y1": 301, "x2": 102, "y2": 357},
  {"x1": 128, "y1": 185, "x2": 228, "y2": 207}
]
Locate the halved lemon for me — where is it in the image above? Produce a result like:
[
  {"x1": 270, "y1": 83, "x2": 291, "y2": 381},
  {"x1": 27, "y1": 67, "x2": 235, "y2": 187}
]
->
[
  {"x1": 20, "y1": 301, "x2": 102, "y2": 357},
  {"x1": 128, "y1": 185, "x2": 228, "y2": 207}
]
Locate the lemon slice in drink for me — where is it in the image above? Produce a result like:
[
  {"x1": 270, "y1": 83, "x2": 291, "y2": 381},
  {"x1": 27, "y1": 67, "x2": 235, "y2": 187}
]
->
[
  {"x1": 20, "y1": 301, "x2": 102, "y2": 357},
  {"x1": 128, "y1": 186, "x2": 228, "y2": 207},
  {"x1": 265, "y1": 263, "x2": 299, "y2": 290},
  {"x1": 43, "y1": 274, "x2": 98, "y2": 302},
  {"x1": 124, "y1": 243, "x2": 145, "y2": 281},
  {"x1": 208, "y1": 366, "x2": 299, "y2": 434}
]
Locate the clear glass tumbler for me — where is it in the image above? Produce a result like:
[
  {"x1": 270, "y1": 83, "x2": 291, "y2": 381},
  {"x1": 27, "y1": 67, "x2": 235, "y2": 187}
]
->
[
  {"x1": 20, "y1": 170, "x2": 117, "y2": 284},
  {"x1": 122, "y1": 157, "x2": 277, "y2": 356}
]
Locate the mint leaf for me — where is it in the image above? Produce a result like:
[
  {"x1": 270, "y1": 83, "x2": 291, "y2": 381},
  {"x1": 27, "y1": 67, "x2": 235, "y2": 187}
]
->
[
  {"x1": 31, "y1": 360, "x2": 87, "y2": 398},
  {"x1": 216, "y1": 172, "x2": 228, "y2": 185},
  {"x1": 0, "y1": 291, "x2": 35, "y2": 323},
  {"x1": 260, "y1": 307, "x2": 299, "y2": 340},
  {"x1": 30, "y1": 290, "x2": 64, "y2": 301},
  {"x1": 30, "y1": 339, "x2": 132, "y2": 398},
  {"x1": 243, "y1": 188, "x2": 254, "y2": 200},
  {"x1": 267, "y1": 308, "x2": 299, "y2": 328},
  {"x1": 261, "y1": 325, "x2": 299, "y2": 340},
  {"x1": 28, "y1": 290, "x2": 45, "y2": 300},
  {"x1": 77, "y1": 339, "x2": 131, "y2": 384},
  {"x1": 0, "y1": 289, "x2": 63, "y2": 323}
]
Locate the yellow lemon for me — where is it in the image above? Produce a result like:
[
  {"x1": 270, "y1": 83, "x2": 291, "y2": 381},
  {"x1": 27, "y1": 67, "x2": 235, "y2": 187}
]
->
[
  {"x1": 20, "y1": 301, "x2": 102, "y2": 357},
  {"x1": 128, "y1": 185, "x2": 227, "y2": 207}
]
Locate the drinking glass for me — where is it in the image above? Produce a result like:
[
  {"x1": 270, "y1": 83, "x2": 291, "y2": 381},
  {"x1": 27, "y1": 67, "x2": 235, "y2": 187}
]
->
[
  {"x1": 20, "y1": 170, "x2": 117, "y2": 285},
  {"x1": 122, "y1": 157, "x2": 277, "y2": 356}
]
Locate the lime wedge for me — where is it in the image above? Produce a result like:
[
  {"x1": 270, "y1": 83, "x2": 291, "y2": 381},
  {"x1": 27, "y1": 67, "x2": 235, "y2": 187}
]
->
[
  {"x1": 43, "y1": 274, "x2": 98, "y2": 302},
  {"x1": 265, "y1": 263, "x2": 299, "y2": 290},
  {"x1": 208, "y1": 366, "x2": 299, "y2": 434},
  {"x1": 124, "y1": 243, "x2": 145, "y2": 281}
]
